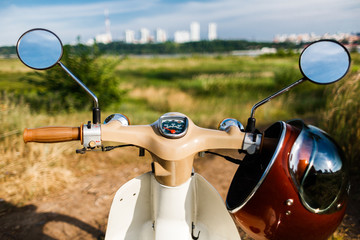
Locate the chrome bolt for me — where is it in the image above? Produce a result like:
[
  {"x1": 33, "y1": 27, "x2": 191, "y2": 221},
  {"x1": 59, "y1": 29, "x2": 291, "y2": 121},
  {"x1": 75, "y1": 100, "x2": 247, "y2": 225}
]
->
[{"x1": 285, "y1": 199, "x2": 294, "y2": 206}]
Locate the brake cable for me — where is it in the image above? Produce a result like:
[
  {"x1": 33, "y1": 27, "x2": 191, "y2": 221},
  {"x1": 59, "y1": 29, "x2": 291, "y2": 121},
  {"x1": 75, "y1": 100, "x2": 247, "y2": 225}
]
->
[
  {"x1": 204, "y1": 151, "x2": 242, "y2": 165},
  {"x1": 102, "y1": 144, "x2": 136, "y2": 152}
]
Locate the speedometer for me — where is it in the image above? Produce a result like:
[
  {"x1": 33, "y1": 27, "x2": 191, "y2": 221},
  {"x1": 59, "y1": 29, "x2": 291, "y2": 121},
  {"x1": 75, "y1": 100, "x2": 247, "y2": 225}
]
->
[{"x1": 158, "y1": 113, "x2": 189, "y2": 138}]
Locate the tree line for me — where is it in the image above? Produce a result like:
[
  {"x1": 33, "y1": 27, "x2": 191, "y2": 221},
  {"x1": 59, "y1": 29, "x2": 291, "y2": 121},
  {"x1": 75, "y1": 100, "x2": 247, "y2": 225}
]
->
[
  {"x1": 96, "y1": 40, "x2": 298, "y2": 55},
  {"x1": 0, "y1": 40, "x2": 298, "y2": 57}
]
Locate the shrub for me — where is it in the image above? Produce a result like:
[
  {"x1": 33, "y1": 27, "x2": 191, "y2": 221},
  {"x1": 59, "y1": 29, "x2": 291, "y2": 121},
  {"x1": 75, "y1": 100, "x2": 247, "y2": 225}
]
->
[{"x1": 22, "y1": 43, "x2": 123, "y2": 113}]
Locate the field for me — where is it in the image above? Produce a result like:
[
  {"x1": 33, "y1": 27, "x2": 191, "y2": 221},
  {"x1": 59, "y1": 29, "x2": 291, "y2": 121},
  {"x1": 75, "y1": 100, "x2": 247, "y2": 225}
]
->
[{"x1": 1, "y1": 53, "x2": 360, "y2": 239}]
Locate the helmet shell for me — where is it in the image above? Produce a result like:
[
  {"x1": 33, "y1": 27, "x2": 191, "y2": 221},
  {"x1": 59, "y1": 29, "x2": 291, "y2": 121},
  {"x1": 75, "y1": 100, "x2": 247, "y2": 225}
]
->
[{"x1": 226, "y1": 120, "x2": 349, "y2": 240}]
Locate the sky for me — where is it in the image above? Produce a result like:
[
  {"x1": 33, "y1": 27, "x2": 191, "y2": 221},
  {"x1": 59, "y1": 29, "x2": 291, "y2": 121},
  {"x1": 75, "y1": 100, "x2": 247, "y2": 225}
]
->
[{"x1": 0, "y1": 0, "x2": 359, "y2": 46}]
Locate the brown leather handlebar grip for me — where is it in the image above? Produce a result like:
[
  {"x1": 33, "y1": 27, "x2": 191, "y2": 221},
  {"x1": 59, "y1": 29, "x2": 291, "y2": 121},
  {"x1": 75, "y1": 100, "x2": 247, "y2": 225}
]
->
[{"x1": 23, "y1": 127, "x2": 81, "y2": 143}]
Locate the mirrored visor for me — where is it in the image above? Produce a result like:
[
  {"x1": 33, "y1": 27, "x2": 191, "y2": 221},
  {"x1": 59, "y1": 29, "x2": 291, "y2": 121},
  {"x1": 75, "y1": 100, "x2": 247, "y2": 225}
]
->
[{"x1": 289, "y1": 124, "x2": 348, "y2": 214}]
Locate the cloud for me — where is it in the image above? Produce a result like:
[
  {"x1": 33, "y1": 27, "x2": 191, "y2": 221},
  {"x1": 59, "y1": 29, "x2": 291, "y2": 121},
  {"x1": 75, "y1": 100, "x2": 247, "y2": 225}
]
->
[
  {"x1": 0, "y1": 0, "x2": 159, "y2": 45},
  {"x1": 0, "y1": 0, "x2": 359, "y2": 46},
  {"x1": 114, "y1": 0, "x2": 360, "y2": 41}
]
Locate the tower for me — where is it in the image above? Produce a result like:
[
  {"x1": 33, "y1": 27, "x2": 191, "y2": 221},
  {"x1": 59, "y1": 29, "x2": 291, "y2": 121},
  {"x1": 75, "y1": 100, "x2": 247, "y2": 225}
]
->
[
  {"x1": 140, "y1": 28, "x2": 150, "y2": 43},
  {"x1": 208, "y1": 23, "x2": 217, "y2": 41},
  {"x1": 95, "y1": 9, "x2": 112, "y2": 44},
  {"x1": 125, "y1": 30, "x2": 135, "y2": 43},
  {"x1": 104, "y1": 9, "x2": 112, "y2": 42},
  {"x1": 156, "y1": 28, "x2": 167, "y2": 43},
  {"x1": 190, "y1": 22, "x2": 200, "y2": 41}
]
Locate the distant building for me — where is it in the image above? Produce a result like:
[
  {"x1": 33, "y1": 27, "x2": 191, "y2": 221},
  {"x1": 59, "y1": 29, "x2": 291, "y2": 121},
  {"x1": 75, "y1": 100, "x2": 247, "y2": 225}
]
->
[
  {"x1": 273, "y1": 32, "x2": 360, "y2": 44},
  {"x1": 93, "y1": 9, "x2": 112, "y2": 44},
  {"x1": 140, "y1": 28, "x2": 151, "y2": 43},
  {"x1": 123, "y1": 21, "x2": 221, "y2": 44},
  {"x1": 190, "y1": 22, "x2": 200, "y2": 42},
  {"x1": 95, "y1": 33, "x2": 112, "y2": 44},
  {"x1": 125, "y1": 30, "x2": 136, "y2": 43},
  {"x1": 156, "y1": 28, "x2": 167, "y2": 43},
  {"x1": 174, "y1": 31, "x2": 190, "y2": 43},
  {"x1": 208, "y1": 23, "x2": 217, "y2": 41}
]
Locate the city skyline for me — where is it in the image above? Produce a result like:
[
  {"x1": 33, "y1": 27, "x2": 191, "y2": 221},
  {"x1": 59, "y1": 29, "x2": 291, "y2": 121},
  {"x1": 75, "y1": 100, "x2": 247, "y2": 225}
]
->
[
  {"x1": 0, "y1": 0, "x2": 359, "y2": 46},
  {"x1": 97, "y1": 15, "x2": 357, "y2": 45},
  {"x1": 274, "y1": 32, "x2": 360, "y2": 44},
  {"x1": 100, "y1": 19, "x2": 217, "y2": 44},
  {"x1": 81, "y1": 11, "x2": 360, "y2": 45}
]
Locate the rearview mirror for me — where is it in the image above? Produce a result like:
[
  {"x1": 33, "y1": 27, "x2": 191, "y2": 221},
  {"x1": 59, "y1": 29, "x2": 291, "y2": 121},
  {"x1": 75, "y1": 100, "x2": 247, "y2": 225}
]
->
[
  {"x1": 299, "y1": 40, "x2": 351, "y2": 84},
  {"x1": 246, "y1": 40, "x2": 351, "y2": 133},
  {"x1": 16, "y1": 28, "x2": 63, "y2": 70},
  {"x1": 16, "y1": 28, "x2": 101, "y2": 124}
]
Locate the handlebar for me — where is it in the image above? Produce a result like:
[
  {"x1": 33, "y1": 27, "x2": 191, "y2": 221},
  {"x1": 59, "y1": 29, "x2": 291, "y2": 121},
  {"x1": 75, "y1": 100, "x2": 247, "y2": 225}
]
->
[
  {"x1": 22, "y1": 117, "x2": 261, "y2": 186},
  {"x1": 23, "y1": 127, "x2": 81, "y2": 143}
]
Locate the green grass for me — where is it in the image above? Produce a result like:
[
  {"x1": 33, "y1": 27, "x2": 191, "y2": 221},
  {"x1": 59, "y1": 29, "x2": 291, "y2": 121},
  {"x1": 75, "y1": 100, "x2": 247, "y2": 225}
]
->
[
  {"x1": 110, "y1": 54, "x2": 327, "y2": 127},
  {"x1": 0, "y1": 53, "x2": 358, "y2": 129},
  {"x1": 0, "y1": 59, "x2": 31, "y2": 91},
  {"x1": 0, "y1": 54, "x2": 334, "y2": 126}
]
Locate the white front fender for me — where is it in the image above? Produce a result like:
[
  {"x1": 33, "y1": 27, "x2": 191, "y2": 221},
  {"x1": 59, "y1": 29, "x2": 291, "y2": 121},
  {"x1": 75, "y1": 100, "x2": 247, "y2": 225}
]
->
[{"x1": 105, "y1": 172, "x2": 240, "y2": 240}]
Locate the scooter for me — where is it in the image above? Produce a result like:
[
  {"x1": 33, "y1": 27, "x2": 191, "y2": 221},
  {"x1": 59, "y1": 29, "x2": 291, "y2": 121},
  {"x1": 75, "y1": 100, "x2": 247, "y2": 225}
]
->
[{"x1": 16, "y1": 28, "x2": 351, "y2": 240}]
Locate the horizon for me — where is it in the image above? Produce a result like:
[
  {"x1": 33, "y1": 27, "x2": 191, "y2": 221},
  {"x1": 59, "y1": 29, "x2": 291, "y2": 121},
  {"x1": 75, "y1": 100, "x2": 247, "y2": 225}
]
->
[{"x1": 1, "y1": 31, "x2": 359, "y2": 48}]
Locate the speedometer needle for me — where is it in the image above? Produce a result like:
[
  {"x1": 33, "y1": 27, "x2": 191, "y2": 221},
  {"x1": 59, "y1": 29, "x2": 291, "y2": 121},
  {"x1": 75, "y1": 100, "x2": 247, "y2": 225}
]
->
[{"x1": 164, "y1": 127, "x2": 176, "y2": 134}]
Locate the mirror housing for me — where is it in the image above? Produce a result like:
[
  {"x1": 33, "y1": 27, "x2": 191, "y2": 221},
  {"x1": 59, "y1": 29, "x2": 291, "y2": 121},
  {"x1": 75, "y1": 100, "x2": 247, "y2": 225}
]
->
[
  {"x1": 17, "y1": 28, "x2": 63, "y2": 70},
  {"x1": 299, "y1": 40, "x2": 351, "y2": 84},
  {"x1": 16, "y1": 28, "x2": 101, "y2": 124}
]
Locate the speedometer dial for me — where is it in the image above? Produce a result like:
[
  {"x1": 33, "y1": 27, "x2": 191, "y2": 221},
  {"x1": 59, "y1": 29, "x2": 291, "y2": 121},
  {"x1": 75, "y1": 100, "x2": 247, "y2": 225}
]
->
[{"x1": 158, "y1": 114, "x2": 188, "y2": 138}]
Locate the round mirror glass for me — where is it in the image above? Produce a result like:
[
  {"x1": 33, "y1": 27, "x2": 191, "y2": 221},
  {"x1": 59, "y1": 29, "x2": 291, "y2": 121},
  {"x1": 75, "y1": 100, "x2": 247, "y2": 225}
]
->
[
  {"x1": 299, "y1": 40, "x2": 351, "y2": 84},
  {"x1": 16, "y1": 28, "x2": 63, "y2": 70}
]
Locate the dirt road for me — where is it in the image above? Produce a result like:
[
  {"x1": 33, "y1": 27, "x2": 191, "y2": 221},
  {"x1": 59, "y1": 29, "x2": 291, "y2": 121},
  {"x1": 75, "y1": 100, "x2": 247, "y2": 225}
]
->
[{"x1": 0, "y1": 151, "x2": 359, "y2": 239}]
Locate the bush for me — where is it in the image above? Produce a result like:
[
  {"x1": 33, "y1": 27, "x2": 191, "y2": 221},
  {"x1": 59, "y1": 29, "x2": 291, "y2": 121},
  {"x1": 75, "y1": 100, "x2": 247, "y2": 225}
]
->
[{"x1": 22, "y1": 43, "x2": 123, "y2": 113}]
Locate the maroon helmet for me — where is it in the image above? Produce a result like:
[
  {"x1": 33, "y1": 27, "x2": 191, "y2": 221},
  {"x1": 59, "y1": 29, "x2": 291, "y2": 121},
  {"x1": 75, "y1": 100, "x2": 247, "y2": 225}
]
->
[{"x1": 226, "y1": 120, "x2": 349, "y2": 240}]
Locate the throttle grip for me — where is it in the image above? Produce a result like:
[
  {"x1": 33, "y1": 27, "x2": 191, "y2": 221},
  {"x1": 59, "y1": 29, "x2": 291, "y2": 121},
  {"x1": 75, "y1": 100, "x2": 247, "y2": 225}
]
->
[{"x1": 23, "y1": 127, "x2": 81, "y2": 143}]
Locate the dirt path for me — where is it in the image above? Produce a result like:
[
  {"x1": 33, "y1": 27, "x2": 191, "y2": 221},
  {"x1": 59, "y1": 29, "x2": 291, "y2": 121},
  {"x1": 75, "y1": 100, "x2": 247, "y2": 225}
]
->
[{"x1": 0, "y1": 152, "x2": 359, "y2": 239}]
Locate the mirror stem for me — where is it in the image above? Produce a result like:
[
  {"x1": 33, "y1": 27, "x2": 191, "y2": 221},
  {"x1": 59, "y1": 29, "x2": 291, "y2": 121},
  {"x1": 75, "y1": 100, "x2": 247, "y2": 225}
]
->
[
  {"x1": 245, "y1": 78, "x2": 306, "y2": 132},
  {"x1": 250, "y1": 78, "x2": 305, "y2": 118},
  {"x1": 58, "y1": 62, "x2": 101, "y2": 124},
  {"x1": 58, "y1": 62, "x2": 99, "y2": 108}
]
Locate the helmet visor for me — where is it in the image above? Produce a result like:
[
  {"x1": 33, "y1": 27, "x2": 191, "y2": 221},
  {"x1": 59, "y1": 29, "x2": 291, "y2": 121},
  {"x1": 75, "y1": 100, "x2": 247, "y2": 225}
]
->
[{"x1": 289, "y1": 123, "x2": 348, "y2": 214}]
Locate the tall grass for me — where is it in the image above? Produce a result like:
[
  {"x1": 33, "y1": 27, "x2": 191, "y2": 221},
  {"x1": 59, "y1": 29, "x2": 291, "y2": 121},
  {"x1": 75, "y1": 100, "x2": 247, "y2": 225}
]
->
[
  {"x1": 322, "y1": 70, "x2": 360, "y2": 173},
  {"x1": 0, "y1": 92, "x2": 152, "y2": 205},
  {"x1": 0, "y1": 93, "x2": 120, "y2": 204},
  {"x1": 320, "y1": 58, "x2": 360, "y2": 238},
  {"x1": 0, "y1": 94, "x2": 71, "y2": 203}
]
